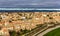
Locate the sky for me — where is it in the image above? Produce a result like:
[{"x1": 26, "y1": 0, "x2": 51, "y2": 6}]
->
[{"x1": 0, "y1": 0, "x2": 60, "y2": 8}]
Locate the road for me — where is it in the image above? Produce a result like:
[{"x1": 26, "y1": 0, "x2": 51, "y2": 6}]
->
[
  {"x1": 37, "y1": 25, "x2": 60, "y2": 36},
  {"x1": 24, "y1": 24, "x2": 47, "y2": 36}
]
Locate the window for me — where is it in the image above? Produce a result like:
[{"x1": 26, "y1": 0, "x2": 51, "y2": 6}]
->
[{"x1": 49, "y1": 17, "x2": 53, "y2": 19}]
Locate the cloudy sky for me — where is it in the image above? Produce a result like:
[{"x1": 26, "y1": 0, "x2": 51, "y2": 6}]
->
[{"x1": 0, "y1": 0, "x2": 60, "y2": 8}]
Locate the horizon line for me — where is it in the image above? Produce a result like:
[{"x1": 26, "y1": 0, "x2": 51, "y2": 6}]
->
[{"x1": 0, "y1": 8, "x2": 60, "y2": 10}]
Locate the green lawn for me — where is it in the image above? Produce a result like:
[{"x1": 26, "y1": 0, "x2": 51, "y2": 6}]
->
[{"x1": 44, "y1": 28, "x2": 60, "y2": 36}]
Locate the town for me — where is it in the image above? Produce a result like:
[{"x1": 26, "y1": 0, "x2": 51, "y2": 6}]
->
[{"x1": 0, "y1": 12, "x2": 60, "y2": 36}]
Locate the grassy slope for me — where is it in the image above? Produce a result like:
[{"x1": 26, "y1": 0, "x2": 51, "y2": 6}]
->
[{"x1": 44, "y1": 28, "x2": 60, "y2": 36}]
